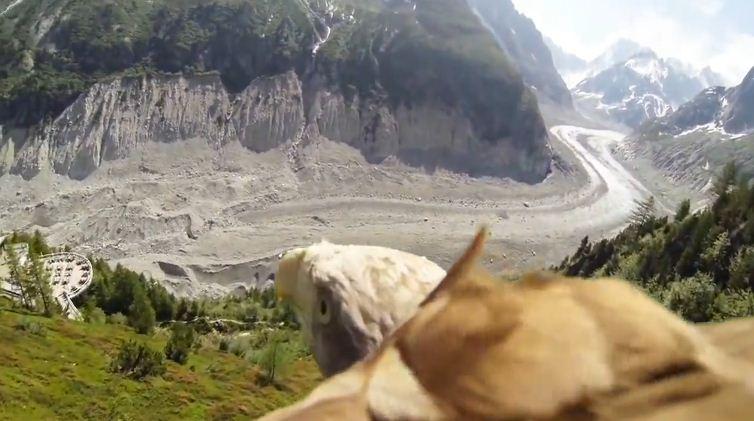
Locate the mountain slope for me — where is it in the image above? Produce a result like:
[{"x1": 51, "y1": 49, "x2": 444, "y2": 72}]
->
[
  {"x1": 722, "y1": 67, "x2": 754, "y2": 134},
  {"x1": 544, "y1": 37, "x2": 586, "y2": 87},
  {"x1": 557, "y1": 177, "x2": 754, "y2": 323},
  {"x1": 0, "y1": 0, "x2": 552, "y2": 182},
  {"x1": 467, "y1": 0, "x2": 573, "y2": 108},
  {"x1": 0, "y1": 307, "x2": 320, "y2": 419}
]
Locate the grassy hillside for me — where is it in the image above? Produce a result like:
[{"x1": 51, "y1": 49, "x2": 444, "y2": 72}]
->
[{"x1": 0, "y1": 302, "x2": 321, "y2": 420}]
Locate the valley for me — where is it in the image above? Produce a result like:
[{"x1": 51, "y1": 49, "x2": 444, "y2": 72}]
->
[
  {"x1": 0, "y1": 0, "x2": 738, "y2": 300},
  {"x1": 2, "y1": 1, "x2": 754, "y2": 419},
  {"x1": 0, "y1": 120, "x2": 670, "y2": 297}
]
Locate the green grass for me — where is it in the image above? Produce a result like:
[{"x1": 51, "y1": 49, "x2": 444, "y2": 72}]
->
[{"x1": 0, "y1": 306, "x2": 321, "y2": 420}]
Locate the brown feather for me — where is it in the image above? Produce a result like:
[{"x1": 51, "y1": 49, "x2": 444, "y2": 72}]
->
[
  {"x1": 420, "y1": 226, "x2": 490, "y2": 306},
  {"x1": 261, "y1": 231, "x2": 754, "y2": 420}
]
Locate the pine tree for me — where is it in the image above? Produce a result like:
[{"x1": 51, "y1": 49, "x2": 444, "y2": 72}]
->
[
  {"x1": 664, "y1": 274, "x2": 717, "y2": 323},
  {"x1": 730, "y1": 248, "x2": 754, "y2": 290},
  {"x1": 128, "y1": 286, "x2": 156, "y2": 335},
  {"x1": 701, "y1": 231, "x2": 730, "y2": 280},
  {"x1": 252, "y1": 332, "x2": 293, "y2": 386},
  {"x1": 674, "y1": 199, "x2": 691, "y2": 222},
  {"x1": 4, "y1": 245, "x2": 33, "y2": 309},
  {"x1": 175, "y1": 298, "x2": 189, "y2": 321},
  {"x1": 164, "y1": 322, "x2": 196, "y2": 365},
  {"x1": 27, "y1": 253, "x2": 57, "y2": 317},
  {"x1": 676, "y1": 212, "x2": 714, "y2": 277},
  {"x1": 146, "y1": 279, "x2": 176, "y2": 322},
  {"x1": 714, "y1": 162, "x2": 738, "y2": 196},
  {"x1": 629, "y1": 196, "x2": 656, "y2": 228},
  {"x1": 29, "y1": 230, "x2": 51, "y2": 256}
]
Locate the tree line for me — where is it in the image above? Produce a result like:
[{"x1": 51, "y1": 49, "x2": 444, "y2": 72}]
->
[
  {"x1": 557, "y1": 162, "x2": 754, "y2": 322},
  {"x1": 2, "y1": 231, "x2": 296, "y2": 334}
]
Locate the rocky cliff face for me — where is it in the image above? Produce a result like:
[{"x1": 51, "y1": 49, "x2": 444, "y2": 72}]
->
[
  {"x1": 1, "y1": 68, "x2": 551, "y2": 181},
  {"x1": 722, "y1": 68, "x2": 754, "y2": 134},
  {"x1": 8, "y1": 74, "x2": 237, "y2": 179},
  {"x1": 0, "y1": 0, "x2": 554, "y2": 183}
]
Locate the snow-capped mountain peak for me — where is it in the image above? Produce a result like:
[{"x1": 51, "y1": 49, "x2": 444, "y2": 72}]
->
[
  {"x1": 623, "y1": 50, "x2": 668, "y2": 86},
  {"x1": 571, "y1": 47, "x2": 726, "y2": 129}
]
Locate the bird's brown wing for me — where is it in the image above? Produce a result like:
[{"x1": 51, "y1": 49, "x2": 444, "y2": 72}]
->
[
  {"x1": 701, "y1": 318, "x2": 754, "y2": 363},
  {"x1": 393, "y1": 231, "x2": 754, "y2": 420},
  {"x1": 261, "y1": 229, "x2": 754, "y2": 420},
  {"x1": 588, "y1": 368, "x2": 754, "y2": 420},
  {"x1": 394, "y1": 232, "x2": 618, "y2": 419}
]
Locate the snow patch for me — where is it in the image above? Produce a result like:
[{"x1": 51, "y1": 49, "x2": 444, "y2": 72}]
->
[
  {"x1": 312, "y1": 25, "x2": 331, "y2": 55},
  {"x1": 0, "y1": 0, "x2": 25, "y2": 17},
  {"x1": 624, "y1": 55, "x2": 669, "y2": 85}
]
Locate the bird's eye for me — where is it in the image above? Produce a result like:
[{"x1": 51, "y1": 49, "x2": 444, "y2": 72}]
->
[
  {"x1": 318, "y1": 298, "x2": 331, "y2": 324},
  {"x1": 320, "y1": 299, "x2": 327, "y2": 315}
]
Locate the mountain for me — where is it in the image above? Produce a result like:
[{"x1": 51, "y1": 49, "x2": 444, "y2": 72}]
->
[
  {"x1": 467, "y1": 0, "x2": 573, "y2": 108},
  {"x1": 0, "y1": 0, "x2": 552, "y2": 182},
  {"x1": 640, "y1": 67, "x2": 754, "y2": 138},
  {"x1": 547, "y1": 38, "x2": 646, "y2": 88},
  {"x1": 572, "y1": 49, "x2": 715, "y2": 129},
  {"x1": 722, "y1": 67, "x2": 754, "y2": 134},
  {"x1": 586, "y1": 39, "x2": 646, "y2": 78},
  {"x1": 622, "y1": 68, "x2": 754, "y2": 191}
]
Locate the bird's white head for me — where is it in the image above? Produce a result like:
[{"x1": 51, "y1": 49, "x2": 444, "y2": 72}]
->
[{"x1": 275, "y1": 241, "x2": 445, "y2": 376}]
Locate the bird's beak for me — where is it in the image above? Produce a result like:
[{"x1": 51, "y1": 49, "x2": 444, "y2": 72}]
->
[{"x1": 276, "y1": 248, "x2": 305, "y2": 303}]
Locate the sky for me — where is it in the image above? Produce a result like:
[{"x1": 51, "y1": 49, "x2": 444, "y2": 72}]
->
[{"x1": 511, "y1": 0, "x2": 754, "y2": 85}]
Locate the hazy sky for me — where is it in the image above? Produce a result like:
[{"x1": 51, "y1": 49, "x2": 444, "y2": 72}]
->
[{"x1": 511, "y1": 0, "x2": 754, "y2": 84}]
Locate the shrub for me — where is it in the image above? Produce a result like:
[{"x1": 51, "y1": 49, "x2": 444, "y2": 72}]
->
[
  {"x1": 15, "y1": 318, "x2": 46, "y2": 337},
  {"x1": 614, "y1": 253, "x2": 642, "y2": 283},
  {"x1": 228, "y1": 336, "x2": 252, "y2": 358},
  {"x1": 218, "y1": 337, "x2": 230, "y2": 352},
  {"x1": 713, "y1": 290, "x2": 754, "y2": 321},
  {"x1": 164, "y1": 323, "x2": 196, "y2": 365},
  {"x1": 663, "y1": 274, "x2": 717, "y2": 322},
  {"x1": 109, "y1": 341, "x2": 166, "y2": 380},
  {"x1": 107, "y1": 312, "x2": 128, "y2": 325},
  {"x1": 248, "y1": 332, "x2": 294, "y2": 386},
  {"x1": 83, "y1": 301, "x2": 107, "y2": 324},
  {"x1": 639, "y1": 276, "x2": 667, "y2": 303}
]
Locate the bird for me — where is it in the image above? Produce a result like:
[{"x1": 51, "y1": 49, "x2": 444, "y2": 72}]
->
[
  {"x1": 275, "y1": 239, "x2": 446, "y2": 376},
  {"x1": 262, "y1": 228, "x2": 754, "y2": 420}
]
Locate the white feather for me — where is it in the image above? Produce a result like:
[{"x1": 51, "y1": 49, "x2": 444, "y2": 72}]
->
[{"x1": 279, "y1": 241, "x2": 446, "y2": 348}]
